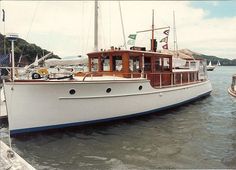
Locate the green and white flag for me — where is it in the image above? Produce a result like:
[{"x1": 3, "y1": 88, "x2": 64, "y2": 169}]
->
[
  {"x1": 128, "y1": 34, "x2": 137, "y2": 40},
  {"x1": 127, "y1": 34, "x2": 137, "y2": 45}
]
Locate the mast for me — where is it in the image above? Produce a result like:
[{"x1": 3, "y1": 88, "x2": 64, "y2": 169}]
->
[
  {"x1": 151, "y1": 9, "x2": 154, "y2": 51},
  {"x1": 173, "y1": 11, "x2": 178, "y2": 57},
  {"x1": 94, "y1": 0, "x2": 98, "y2": 51},
  {"x1": 118, "y1": 1, "x2": 127, "y2": 49}
]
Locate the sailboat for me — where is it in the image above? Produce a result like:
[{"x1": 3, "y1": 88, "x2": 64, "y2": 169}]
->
[
  {"x1": 217, "y1": 60, "x2": 221, "y2": 66},
  {"x1": 2, "y1": 1, "x2": 212, "y2": 135},
  {"x1": 206, "y1": 61, "x2": 215, "y2": 71}
]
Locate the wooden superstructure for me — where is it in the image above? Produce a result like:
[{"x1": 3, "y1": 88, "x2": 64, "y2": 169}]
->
[{"x1": 87, "y1": 49, "x2": 200, "y2": 88}]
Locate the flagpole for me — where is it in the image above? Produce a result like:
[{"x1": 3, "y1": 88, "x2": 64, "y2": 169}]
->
[{"x1": 151, "y1": 9, "x2": 154, "y2": 51}]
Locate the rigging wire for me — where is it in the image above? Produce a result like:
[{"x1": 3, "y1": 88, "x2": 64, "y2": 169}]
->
[
  {"x1": 25, "y1": 1, "x2": 40, "y2": 42},
  {"x1": 18, "y1": 1, "x2": 40, "y2": 66}
]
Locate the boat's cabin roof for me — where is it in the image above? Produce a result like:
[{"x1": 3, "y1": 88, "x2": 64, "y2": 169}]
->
[{"x1": 87, "y1": 49, "x2": 173, "y2": 75}]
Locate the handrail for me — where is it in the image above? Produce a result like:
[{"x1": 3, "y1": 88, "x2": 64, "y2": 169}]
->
[{"x1": 82, "y1": 72, "x2": 92, "y2": 81}]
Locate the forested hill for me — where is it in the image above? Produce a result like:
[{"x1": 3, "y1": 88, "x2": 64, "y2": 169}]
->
[
  {"x1": 193, "y1": 54, "x2": 236, "y2": 66},
  {"x1": 179, "y1": 49, "x2": 236, "y2": 66},
  {"x1": 0, "y1": 33, "x2": 60, "y2": 66}
]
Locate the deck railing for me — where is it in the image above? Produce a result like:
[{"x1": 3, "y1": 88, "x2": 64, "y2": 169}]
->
[
  {"x1": 0, "y1": 67, "x2": 203, "y2": 89},
  {"x1": 81, "y1": 71, "x2": 202, "y2": 88}
]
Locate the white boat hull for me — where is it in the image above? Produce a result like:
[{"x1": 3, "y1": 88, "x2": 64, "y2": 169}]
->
[{"x1": 3, "y1": 80, "x2": 212, "y2": 135}]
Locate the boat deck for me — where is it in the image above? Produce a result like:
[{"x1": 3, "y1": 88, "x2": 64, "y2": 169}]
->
[{"x1": 0, "y1": 140, "x2": 36, "y2": 170}]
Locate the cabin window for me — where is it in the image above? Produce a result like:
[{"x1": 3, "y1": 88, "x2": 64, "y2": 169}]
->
[
  {"x1": 190, "y1": 61, "x2": 196, "y2": 67},
  {"x1": 112, "y1": 55, "x2": 122, "y2": 71},
  {"x1": 129, "y1": 56, "x2": 140, "y2": 72},
  {"x1": 163, "y1": 58, "x2": 170, "y2": 71},
  {"x1": 154, "y1": 58, "x2": 161, "y2": 71},
  {"x1": 91, "y1": 57, "x2": 99, "y2": 71},
  {"x1": 101, "y1": 55, "x2": 110, "y2": 71},
  {"x1": 144, "y1": 57, "x2": 151, "y2": 71}
]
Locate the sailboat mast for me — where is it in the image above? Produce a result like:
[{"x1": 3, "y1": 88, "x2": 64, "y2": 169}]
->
[
  {"x1": 94, "y1": 0, "x2": 98, "y2": 51},
  {"x1": 118, "y1": 1, "x2": 127, "y2": 49},
  {"x1": 151, "y1": 9, "x2": 154, "y2": 51}
]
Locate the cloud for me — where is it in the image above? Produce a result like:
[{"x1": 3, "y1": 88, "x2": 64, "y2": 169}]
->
[{"x1": 0, "y1": 1, "x2": 235, "y2": 59}]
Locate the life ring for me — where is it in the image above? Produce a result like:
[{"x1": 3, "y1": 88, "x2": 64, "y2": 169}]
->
[
  {"x1": 37, "y1": 68, "x2": 49, "y2": 75},
  {"x1": 32, "y1": 72, "x2": 41, "y2": 79}
]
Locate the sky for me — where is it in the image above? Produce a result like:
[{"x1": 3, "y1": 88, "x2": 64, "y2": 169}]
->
[{"x1": 0, "y1": 1, "x2": 236, "y2": 59}]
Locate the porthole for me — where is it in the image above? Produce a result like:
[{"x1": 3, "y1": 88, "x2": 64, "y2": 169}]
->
[
  {"x1": 69, "y1": 89, "x2": 76, "y2": 95},
  {"x1": 106, "y1": 88, "x2": 111, "y2": 93},
  {"x1": 139, "y1": 85, "x2": 143, "y2": 90}
]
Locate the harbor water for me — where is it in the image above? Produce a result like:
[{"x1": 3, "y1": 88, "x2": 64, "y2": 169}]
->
[{"x1": 1, "y1": 66, "x2": 236, "y2": 169}]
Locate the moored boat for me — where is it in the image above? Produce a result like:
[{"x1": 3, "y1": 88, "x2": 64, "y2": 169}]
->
[
  {"x1": 1, "y1": 2, "x2": 212, "y2": 135},
  {"x1": 3, "y1": 47, "x2": 212, "y2": 135},
  {"x1": 207, "y1": 61, "x2": 215, "y2": 71},
  {"x1": 228, "y1": 74, "x2": 236, "y2": 97}
]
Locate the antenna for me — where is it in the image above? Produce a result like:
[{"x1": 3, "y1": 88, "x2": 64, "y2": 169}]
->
[{"x1": 6, "y1": 33, "x2": 19, "y2": 82}]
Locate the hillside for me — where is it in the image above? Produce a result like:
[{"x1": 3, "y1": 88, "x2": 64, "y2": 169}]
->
[
  {"x1": 0, "y1": 33, "x2": 60, "y2": 66},
  {"x1": 180, "y1": 49, "x2": 236, "y2": 66}
]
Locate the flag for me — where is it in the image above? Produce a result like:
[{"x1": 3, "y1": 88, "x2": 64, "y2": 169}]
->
[
  {"x1": 163, "y1": 29, "x2": 169, "y2": 35},
  {"x1": 162, "y1": 44, "x2": 168, "y2": 49},
  {"x1": 127, "y1": 39, "x2": 135, "y2": 45},
  {"x1": 2, "y1": 9, "x2": 5, "y2": 22},
  {"x1": 160, "y1": 36, "x2": 168, "y2": 43},
  {"x1": 128, "y1": 34, "x2": 137, "y2": 40},
  {"x1": 127, "y1": 34, "x2": 137, "y2": 45},
  {"x1": 0, "y1": 54, "x2": 10, "y2": 66}
]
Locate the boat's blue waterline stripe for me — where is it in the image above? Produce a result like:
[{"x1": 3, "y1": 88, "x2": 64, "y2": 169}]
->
[{"x1": 10, "y1": 91, "x2": 212, "y2": 135}]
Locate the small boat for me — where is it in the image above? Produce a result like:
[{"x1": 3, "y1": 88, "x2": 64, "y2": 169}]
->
[
  {"x1": 207, "y1": 61, "x2": 215, "y2": 71},
  {"x1": 228, "y1": 74, "x2": 236, "y2": 97}
]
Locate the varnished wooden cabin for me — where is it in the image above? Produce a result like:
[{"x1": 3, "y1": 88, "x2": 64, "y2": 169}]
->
[{"x1": 87, "y1": 47, "x2": 199, "y2": 88}]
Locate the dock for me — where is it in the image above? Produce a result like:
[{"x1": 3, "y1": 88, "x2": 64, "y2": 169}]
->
[{"x1": 0, "y1": 140, "x2": 36, "y2": 170}]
